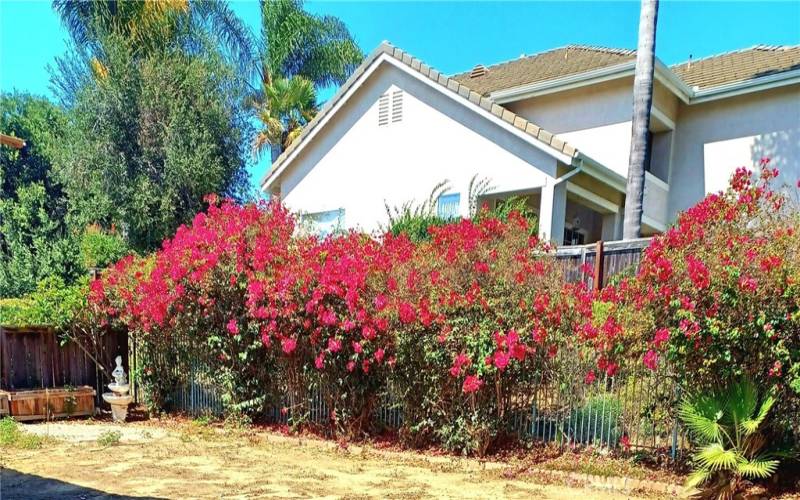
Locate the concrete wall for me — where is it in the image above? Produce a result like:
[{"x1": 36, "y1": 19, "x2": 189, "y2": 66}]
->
[
  {"x1": 277, "y1": 62, "x2": 560, "y2": 234},
  {"x1": 668, "y1": 84, "x2": 800, "y2": 219}
]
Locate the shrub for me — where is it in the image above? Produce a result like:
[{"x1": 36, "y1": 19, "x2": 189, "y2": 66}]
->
[
  {"x1": 88, "y1": 160, "x2": 800, "y2": 455},
  {"x1": 596, "y1": 163, "x2": 800, "y2": 437},
  {"x1": 0, "y1": 276, "x2": 87, "y2": 328}
]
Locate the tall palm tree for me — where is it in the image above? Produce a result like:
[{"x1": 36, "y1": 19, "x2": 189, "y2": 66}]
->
[
  {"x1": 622, "y1": 0, "x2": 659, "y2": 240},
  {"x1": 251, "y1": 0, "x2": 363, "y2": 161}
]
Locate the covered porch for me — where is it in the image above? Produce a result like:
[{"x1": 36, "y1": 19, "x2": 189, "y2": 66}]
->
[{"x1": 479, "y1": 170, "x2": 668, "y2": 246}]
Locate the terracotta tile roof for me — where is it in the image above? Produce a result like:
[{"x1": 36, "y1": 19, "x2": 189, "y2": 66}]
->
[
  {"x1": 263, "y1": 42, "x2": 582, "y2": 189},
  {"x1": 451, "y1": 45, "x2": 636, "y2": 96},
  {"x1": 670, "y1": 45, "x2": 800, "y2": 90}
]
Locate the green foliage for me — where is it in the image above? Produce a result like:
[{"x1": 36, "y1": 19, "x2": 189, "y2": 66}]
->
[
  {"x1": 96, "y1": 429, "x2": 122, "y2": 447},
  {"x1": 0, "y1": 93, "x2": 81, "y2": 298},
  {"x1": 679, "y1": 379, "x2": 784, "y2": 497},
  {"x1": 0, "y1": 276, "x2": 88, "y2": 328},
  {"x1": 0, "y1": 417, "x2": 47, "y2": 449},
  {"x1": 565, "y1": 393, "x2": 623, "y2": 446},
  {"x1": 55, "y1": 36, "x2": 252, "y2": 252},
  {"x1": 382, "y1": 180, "x2": 450, "y2": 242},
  {"x1": 251, "y1": 0, "x2": 363, "y2": 159},
  {"x1": 79, "y1": 225, "x2": 129, "y2": 270}
]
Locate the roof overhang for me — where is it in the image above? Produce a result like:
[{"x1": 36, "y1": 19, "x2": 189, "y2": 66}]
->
[
  {"x1": 489, "y1": 59, "x2": 693, "y2": 104},
  {"x1": 261, "y1": 44, "x2": 585, "y2": 192},
  {"x1": 488, "y1": 57, "x2": 799, "y2": 106}
]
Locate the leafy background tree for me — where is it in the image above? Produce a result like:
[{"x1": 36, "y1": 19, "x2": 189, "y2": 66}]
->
[
  {"x1": 1, "y1": 0, "x2": 365, "y2": 306},
  {"x1": 54, "y1": 35, "x2": 252, "y2": 251},
  {"x1": 0, "y1": 94, "x2": 80, "y2": 297}
]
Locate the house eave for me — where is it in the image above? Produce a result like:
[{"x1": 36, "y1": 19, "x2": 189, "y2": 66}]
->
[
  {"x1": 687, "y1": 68, "x2": 800, "y2": 104},
  {"x1": 489, "y1": 59, "x2": 694, "y2": 105}
]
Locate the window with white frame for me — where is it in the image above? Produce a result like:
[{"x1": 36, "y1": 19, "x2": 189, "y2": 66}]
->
[
  {"x1": 437, "y1": 193, "x2": 460, "y2": 219},
  {"x1": 307, "y1": 209, "x2": 345, "y2": 237}
]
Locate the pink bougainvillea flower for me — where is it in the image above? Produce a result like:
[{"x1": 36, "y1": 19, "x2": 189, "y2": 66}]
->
[
  {"x1": 374, "y1": 348, "x2": 385, "y2": 363},
  {"x1": 653, "y1": 328, "x2": 670, "y2": 348},
  {"x1": 352, "y1": 341, "x2": 363, "y2": 354},
  {"x1": 374, "y1": 294, "x2": 388, "y2": 311},
  {"x1": 398, "y1": 301, "x2": 417, "y2": 324},
  {"x1": 462, "y1": 375, "x2": 483, "y2": 393},
  {"x1": 226, "y1": 319, "x2": 239, "y2": 335},
  {"x1": 327, "y1": 337, "x2": 341, "y2": 353},
  {"x1": 281, "y1": 337, "x2": 297, "y2": 355},
  {"x1": 643, "y1": 350, "x2": 658, "y2": 371},
  {"x1": 346, "y1": 360, "x2": 356, "y2": 372},
  {"x1": 493, "y1": 351, "x2": 510, "y2": 371},
  {"x1": 314, "y1": 353, "x2": 325, "y2": 370}
]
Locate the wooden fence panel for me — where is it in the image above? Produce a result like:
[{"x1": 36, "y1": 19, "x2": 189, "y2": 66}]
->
[
  {"x1": 0, "y1": 327, "x2": 127, "y2": 404},
  {"x1": 556, "y1": 238, "x2": 651, "y2": 289}
]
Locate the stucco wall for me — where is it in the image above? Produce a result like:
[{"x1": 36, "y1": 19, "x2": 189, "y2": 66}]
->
[
  {"x1": 277, "y1": 62, "x2": 560, "y2": 234},
  {"x1": 668, "y1": 84, "x2": 800, "y2": 220},
  {"x1": 506, "y1": 79, "x2": 634, "y2": 178}
]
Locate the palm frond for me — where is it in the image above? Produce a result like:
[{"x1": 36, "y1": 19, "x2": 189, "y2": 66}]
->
[
  {"x1": 679, "y1": 396, "x2": 724, "y2": 443},
  {"x1": 192, "y1": 0, "x2": 258, "y2": 80},
  {"x1": 737, "y1": 456, "x2": 780, "y2": 479},
  {"x1": 694, "y1": 443, "x2": 741, "y2": 472},
  {"x1": 725, "y1": 378, "x2": 758, "y2": 428},
  {"x1": 467, "y1": 174, "x2": 494, "y2": 217},
  {"x1": 740, "y1": 394, "x2": 774, "y2": 436}
]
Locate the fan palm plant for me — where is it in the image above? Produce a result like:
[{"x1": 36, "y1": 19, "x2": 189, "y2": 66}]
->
[
  {"x1": 251, "y1": 76, "x2": 317, "y2": 162},
  {"x1": 678, "y1": 379, "x2": 782, "y2": 499}
]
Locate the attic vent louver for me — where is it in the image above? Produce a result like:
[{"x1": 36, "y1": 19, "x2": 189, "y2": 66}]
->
[
  {"x1": 378, "y1": 93, "x2": 389, "y2": 126},
  {"x1": 391, "y1": 90, "x2": 403, "y2": 122},
  {"x1": 470, "y1": 64, "x2": 487, "y2": 78}
]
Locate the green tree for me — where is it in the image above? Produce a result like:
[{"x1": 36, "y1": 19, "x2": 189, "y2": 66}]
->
[
  {"x1": 51, "y1": 0, "x2": 255, "y2": 103},
  {"x1": 0, "y1": 94, "x2": 81, "y2": 297},
  {"x1": 250, "y1": 0, "x2": 363, "y2": 161},
  {"x1": 54, "y1": 36, "x2": 252, "y2": 252}
]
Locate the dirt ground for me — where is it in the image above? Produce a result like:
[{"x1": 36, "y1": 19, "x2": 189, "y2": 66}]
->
[{"x1": 1, "y1": 420, "x2": 657, "y2": 500}]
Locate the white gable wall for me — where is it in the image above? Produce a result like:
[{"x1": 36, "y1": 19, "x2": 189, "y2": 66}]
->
[{"x1": 277, "y1": 62, "x2": 560, "y2": 233}]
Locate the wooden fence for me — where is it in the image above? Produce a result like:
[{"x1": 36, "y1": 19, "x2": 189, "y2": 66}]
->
[
  {"x1": 0, "y1": 326, "x2": 128, "y2": 405},
  {"x1": 555, "y1": 237, "x2": 651, "y2": 289}
]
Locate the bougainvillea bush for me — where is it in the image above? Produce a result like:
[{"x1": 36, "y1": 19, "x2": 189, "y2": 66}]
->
[
  {"x1": 89, "y1": 162, "x2": 800, "y2": 453},
  {"x1": 598, "y1": 162, "x2": 800, "y2": 436}
]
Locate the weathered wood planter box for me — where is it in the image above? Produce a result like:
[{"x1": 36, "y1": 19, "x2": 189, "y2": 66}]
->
[
  {"x1": 0, "y1": 391, "x2": 8, "y2": 417},
  {"x1": 0, "y1": 386, "x2": 96, "y2": 421}
]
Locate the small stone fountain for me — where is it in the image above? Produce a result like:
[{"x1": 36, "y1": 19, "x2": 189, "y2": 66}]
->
[{"x1": 102, "y1": 356, "x2": 132, "y2": 422}]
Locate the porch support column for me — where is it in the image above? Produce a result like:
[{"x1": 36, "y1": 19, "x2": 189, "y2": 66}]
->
[
  {"x1": 538, "y1": 181, "x2": 567, "y2": 244},
  {"x1": 602, "y1": 212, "x2": 623, "y2": 241}
]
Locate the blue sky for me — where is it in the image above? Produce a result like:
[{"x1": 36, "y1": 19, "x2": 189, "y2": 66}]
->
[{"x1": 2, "y1": 1, "x2": 799, "y2": 185}]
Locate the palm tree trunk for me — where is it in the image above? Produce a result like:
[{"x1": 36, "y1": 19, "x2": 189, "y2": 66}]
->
[{"x1": 623, "y1": 0, "x2": 659, "y2": 240}]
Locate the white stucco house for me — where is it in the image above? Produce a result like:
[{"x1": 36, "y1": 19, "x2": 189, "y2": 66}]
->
[{"x1": 261, "y1": 42, "x2": 800, "y2": 244}]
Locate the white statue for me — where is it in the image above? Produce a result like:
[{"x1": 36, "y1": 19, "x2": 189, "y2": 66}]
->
[{"x1": 111, "y1": 355, "x2": 127, "y2": 386}]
